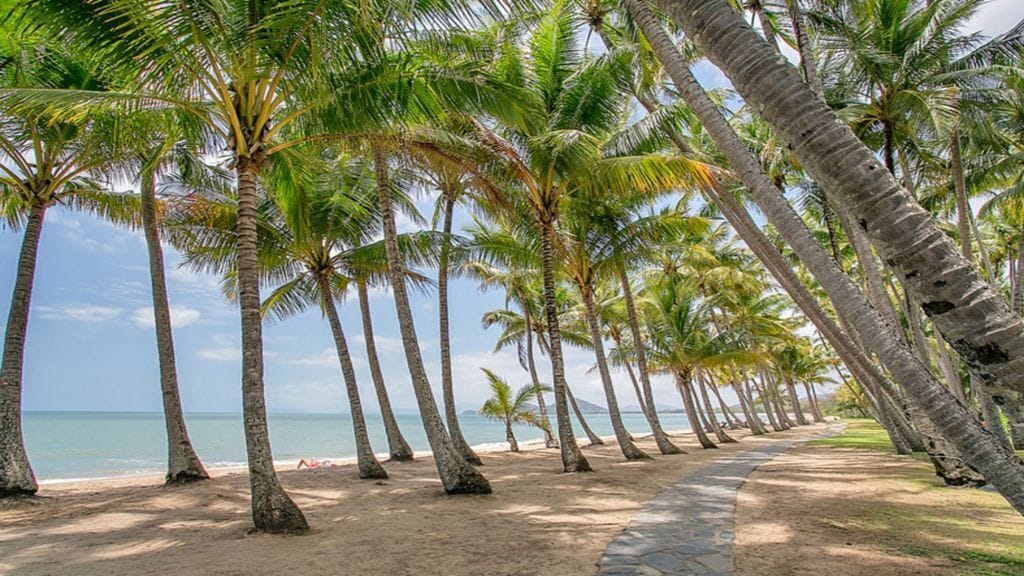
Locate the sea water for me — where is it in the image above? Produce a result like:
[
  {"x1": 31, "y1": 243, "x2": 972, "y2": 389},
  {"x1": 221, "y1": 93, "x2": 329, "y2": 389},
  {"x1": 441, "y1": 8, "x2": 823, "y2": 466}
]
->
[{"x1": 23, "y1": 410, "x2": 694, "y2": 482}]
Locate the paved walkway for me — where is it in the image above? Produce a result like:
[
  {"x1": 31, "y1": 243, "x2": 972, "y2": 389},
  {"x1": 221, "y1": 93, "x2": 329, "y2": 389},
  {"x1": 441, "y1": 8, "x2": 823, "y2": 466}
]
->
[{"x1": 596, "y1": 424, "x2": 843, "y2": 576}]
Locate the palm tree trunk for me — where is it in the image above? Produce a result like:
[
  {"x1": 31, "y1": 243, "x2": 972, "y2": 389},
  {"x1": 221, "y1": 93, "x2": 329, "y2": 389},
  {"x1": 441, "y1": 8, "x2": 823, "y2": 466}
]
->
[
  {"x1": 786, "y1": 0, "x2": 823, "y2": 97},
  {"x1": 372, "y1": 147, "x2": 490, "y2": 493},
  {"x1": 803, "y1": 382, "x2": 825, "y2": 423},
  {"x1": 785, "y1": 378, "x2": 810, "y2": 426},
  {"x1": 505, "y1": 420, "x2": 519, "y2": 453},
  {"x1": 974, "y1": 375, "x2": 1013, "y2": 450},
  {"x1": 677, "y1": 372, "x2": 716, "y2": 449},
  {"x1": 707, "y1": 374, "x2": 742, "y2": 429},
  {"x1": 618, "y1": 268, "x2": 683, "y2": 454},
  {"x1": 951, "y1": 131, "x2": 974, "y2": 261},
  {"x1": 580, "y1": 287, "x2": 648, "y2": 460},
  {"x1": 565, "y1": 381, "x2": 604, "y2": 445},
  {"x1": 733, "y1": 372, "x2": 767, "y2": 434},
  {"x1": 625, "y1": 0, "x2": 1024, "y2": 512},
  {"x1": 438, "y1": 194, "x2": 481, "y2": 465},
  {"x1": 752, "y1": 378, "x2": 782, "y2": 432},
  {"x1": 1004, "y1": 402, "x2": 1024, "y2": 451},
  {"x1": 613, "y1": 333, "x2": 650, "y2": 418},
  {"x1": 654, "y1": 0, "x2": 1024, "y2": 416},
  {"x1": 140, "y1": 171, "x2": 207, "y2": 484},
  {"x1": 0, "y1": 202, "x2": 45, "y2": 497},
  {"x1": 356, "y1": 280, "x2": 414, "y2": 462},
  {"x1": 538, "y1": 222, "x2": 592, "y2": 473},
  {"x1": 235, "y1": 160, "x2": 307, "y2": 533},
  {"x1": 524, "y1": 308, "x2": 558, "y2": 448},
  {"x1": 697, "y1": 372, "x2": 735, "y2": 443},
  {"x1": 319, "y1": 278, "x2": 388, "y2": 480},
  {"x1": 764, "y1": 372, "x2": 794, "y2": 429},
  {"x1": 934, "y1": 330, "x2": 967, "y2": 402}
]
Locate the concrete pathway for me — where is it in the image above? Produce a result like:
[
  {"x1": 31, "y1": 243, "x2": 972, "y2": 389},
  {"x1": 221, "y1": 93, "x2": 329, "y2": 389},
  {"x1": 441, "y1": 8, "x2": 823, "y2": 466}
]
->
[{"x1": 596, "y1": 424, "x2": 843, "y2": 576}]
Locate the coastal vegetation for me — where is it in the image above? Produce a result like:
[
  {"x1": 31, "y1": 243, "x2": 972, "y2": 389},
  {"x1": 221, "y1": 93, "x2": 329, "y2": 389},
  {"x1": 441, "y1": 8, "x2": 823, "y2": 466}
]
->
[{"x1": 1, "y1": 0, "x2": 1023, "y2": 545}]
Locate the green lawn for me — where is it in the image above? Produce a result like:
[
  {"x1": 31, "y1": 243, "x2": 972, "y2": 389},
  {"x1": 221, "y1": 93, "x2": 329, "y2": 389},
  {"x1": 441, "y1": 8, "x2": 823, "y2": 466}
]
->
[
  {"x1": 807, "y1": 418, "x2": 1024, "y2": 576},
  {"x1": 810, "y1": 418, "x2": 896, "y2": 451}
]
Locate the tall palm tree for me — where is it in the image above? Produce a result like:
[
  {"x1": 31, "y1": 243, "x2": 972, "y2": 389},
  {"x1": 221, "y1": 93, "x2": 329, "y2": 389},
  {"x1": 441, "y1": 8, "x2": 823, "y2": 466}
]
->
[
  {"x1": 137, "y1": 137, "x2": 214, "y2": 484},
  {"x1": 372, "y1": 144, "x2": 491, "y2": 493},
  {"x1": 354, "y1": 277, "x2": 416, "y2": 461},
  {"x1": 477, "y1": 369, "x2": 550, "y2": 452},
  {"x1": 430, "y1": 166, "x2": 482, "y2": 464},
  {"x1": 0, "y1": 30, "x2": 139, "y2": 496}
]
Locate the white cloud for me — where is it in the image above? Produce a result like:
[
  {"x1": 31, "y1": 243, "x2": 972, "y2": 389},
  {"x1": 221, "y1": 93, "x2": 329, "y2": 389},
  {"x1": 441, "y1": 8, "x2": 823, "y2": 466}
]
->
[
  {"x1": 130, "y1": 306, "x2": 202, "y2": 328},
  {"x1": 966, "y1": 0, "x2": 1024, "y2": 37},
  {"x1": 197, "y1": 334, "x2": 241, "y2": 362},
  {"x1": 36, "y1": 304, "x2": 122, "y2": 323},
  {"x1": 352, "y1": 333, "x2": 402, "y2": 353}
]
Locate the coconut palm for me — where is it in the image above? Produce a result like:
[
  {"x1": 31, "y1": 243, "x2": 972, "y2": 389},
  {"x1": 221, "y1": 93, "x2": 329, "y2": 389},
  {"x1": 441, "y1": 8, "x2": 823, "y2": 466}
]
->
[
  {"x1": 354, "y1": 277, "x2": 416, "y2": 461},
  {"x1": 478, "y1": 369, "x2": 551, "y2": 452},
  {"x1": 468, "y1": 218, "x2": 606, "y2": 446},
  {"x1": 0, "y1": 30, "x2": 140, "y2": 496}
]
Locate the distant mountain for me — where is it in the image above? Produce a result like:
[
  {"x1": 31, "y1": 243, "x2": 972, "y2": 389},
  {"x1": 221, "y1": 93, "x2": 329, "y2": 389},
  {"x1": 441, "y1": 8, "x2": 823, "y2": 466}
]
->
[{"x1": 573, "y1": 398, "x2": 608, "y2": 414}]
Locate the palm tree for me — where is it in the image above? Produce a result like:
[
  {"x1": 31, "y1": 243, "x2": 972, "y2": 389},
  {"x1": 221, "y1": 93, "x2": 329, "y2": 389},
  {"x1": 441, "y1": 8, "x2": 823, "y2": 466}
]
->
[
  {"x1": 354, "y1": 278, "x2": 416, "y2": 461},
  {"x1": 430, "y1": 166, "x2": 482, "y2": 465},
  {"x1": 0, "y1": 30, "x2": 139, "y2": 496},
  {"x1": 579, "y1": 199, "x2": 709, "y2": 455},
  {"x1": 372, "y1": 144, "x2": 491, "y2": 493},
  {"x1": 641, "y1": 273, "x2": 757, "y2": 449},
  {"x1": 623, "y1": 0, "x2": 1024, "y2": 513},
  {"x1": 137, "y1": 137, "x2": 214, "y2": 484},
  {"x1": 478, "y1": 369, "x2": 551, "y2": 452},
  {"x1": 465, "y1": 228, "x2": 561, "y2": 448}
]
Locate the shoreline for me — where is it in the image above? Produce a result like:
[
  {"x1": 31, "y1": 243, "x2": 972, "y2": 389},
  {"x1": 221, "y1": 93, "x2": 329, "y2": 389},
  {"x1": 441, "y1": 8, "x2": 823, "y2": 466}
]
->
[{"x1": 33, "y1": 429, "x2": 688, "y2": 489}]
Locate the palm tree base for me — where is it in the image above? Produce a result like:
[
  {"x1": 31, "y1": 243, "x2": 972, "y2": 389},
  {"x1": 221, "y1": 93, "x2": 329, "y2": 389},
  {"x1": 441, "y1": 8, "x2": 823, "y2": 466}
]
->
[
  {"x1": 387, "y1": 452, "x2": 415, "y2": 463},
  {"x1": 442, "y1": 470, "x2": 492, "y2": 495},
  {"x1": 251, "y1": 492, "x2": 309, "y2": 534},
  {"x1": 359, "y1": 463, "x2": 389, "y2": 480},
  {"x1": 655, "y1": 443, "x2": 687, "y2": 455},
  {"x1": 164, "y1": 469, "x2": 210, "y2": 485},
  {"x1": 623, "y1": 448, "x2": 653, "y2": 460}
]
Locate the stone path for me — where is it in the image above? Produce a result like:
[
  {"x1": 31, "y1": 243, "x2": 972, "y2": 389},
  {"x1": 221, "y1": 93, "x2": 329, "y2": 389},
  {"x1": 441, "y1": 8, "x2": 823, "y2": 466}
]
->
[{"x1": 596, "y1": 424, "x2": 843, "y2": 576}]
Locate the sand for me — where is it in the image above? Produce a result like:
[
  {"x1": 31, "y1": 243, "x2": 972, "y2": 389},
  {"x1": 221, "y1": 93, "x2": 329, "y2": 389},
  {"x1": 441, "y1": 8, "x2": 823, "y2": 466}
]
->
[
  {"x1": 734, "y1": 444, "x2": 1024, "y2": 576},
  {"x1": 0, "y1": 425, "x2": 831, "y2": 576}
]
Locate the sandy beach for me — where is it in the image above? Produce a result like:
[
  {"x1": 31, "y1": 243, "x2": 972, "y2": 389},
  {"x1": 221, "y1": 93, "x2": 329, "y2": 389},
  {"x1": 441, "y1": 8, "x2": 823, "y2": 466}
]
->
[{"x1": 0, "y1": 425, "x2": 829, "y2": 576}]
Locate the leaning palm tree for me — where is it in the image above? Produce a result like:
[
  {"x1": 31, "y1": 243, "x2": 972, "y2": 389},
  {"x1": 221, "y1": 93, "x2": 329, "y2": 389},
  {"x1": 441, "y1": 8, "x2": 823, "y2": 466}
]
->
[
  {"x1": 622, "y1": 0, "x2": 1024, "y2": 514},
  {"x1": 478, "y1": 369, "x2": 551, "y2": 452},
  {"x1": 0, "y1": 29, "x2": 139, "y2": 496}
]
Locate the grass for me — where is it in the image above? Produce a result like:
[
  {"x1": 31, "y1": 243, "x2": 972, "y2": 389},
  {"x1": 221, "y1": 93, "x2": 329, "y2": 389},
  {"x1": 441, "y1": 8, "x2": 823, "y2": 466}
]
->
[
  {"x1": 810, "y1": 418, "x2": 895, "y2": 452},
  {"x1": 809, "y1": 418, "x2": 1024, "y2": 576}
]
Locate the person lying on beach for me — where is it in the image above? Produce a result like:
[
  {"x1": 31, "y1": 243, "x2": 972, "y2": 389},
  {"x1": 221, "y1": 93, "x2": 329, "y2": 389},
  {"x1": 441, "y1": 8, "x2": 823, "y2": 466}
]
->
[{"x1": 296, "y1": 458, "x2": 333, "y2": 470}]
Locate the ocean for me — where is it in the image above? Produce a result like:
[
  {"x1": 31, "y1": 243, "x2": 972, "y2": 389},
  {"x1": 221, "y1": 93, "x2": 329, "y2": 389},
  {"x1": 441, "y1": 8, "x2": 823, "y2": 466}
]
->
[{"x1": 23, "y1": 410, "x2": 694, "y2": 483}]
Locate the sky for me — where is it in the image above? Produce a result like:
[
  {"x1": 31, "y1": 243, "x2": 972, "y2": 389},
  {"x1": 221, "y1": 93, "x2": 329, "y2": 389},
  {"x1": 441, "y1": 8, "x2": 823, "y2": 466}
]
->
[{"x1": 2, "y1": 1, "x2": 1021, "y2": 415}]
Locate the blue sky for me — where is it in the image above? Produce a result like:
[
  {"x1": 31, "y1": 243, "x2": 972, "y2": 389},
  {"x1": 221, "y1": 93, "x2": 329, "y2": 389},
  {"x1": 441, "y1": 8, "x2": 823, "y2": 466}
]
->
[{"x1": 3, "y1": 1, "x2": 1021, "y2": 415}]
